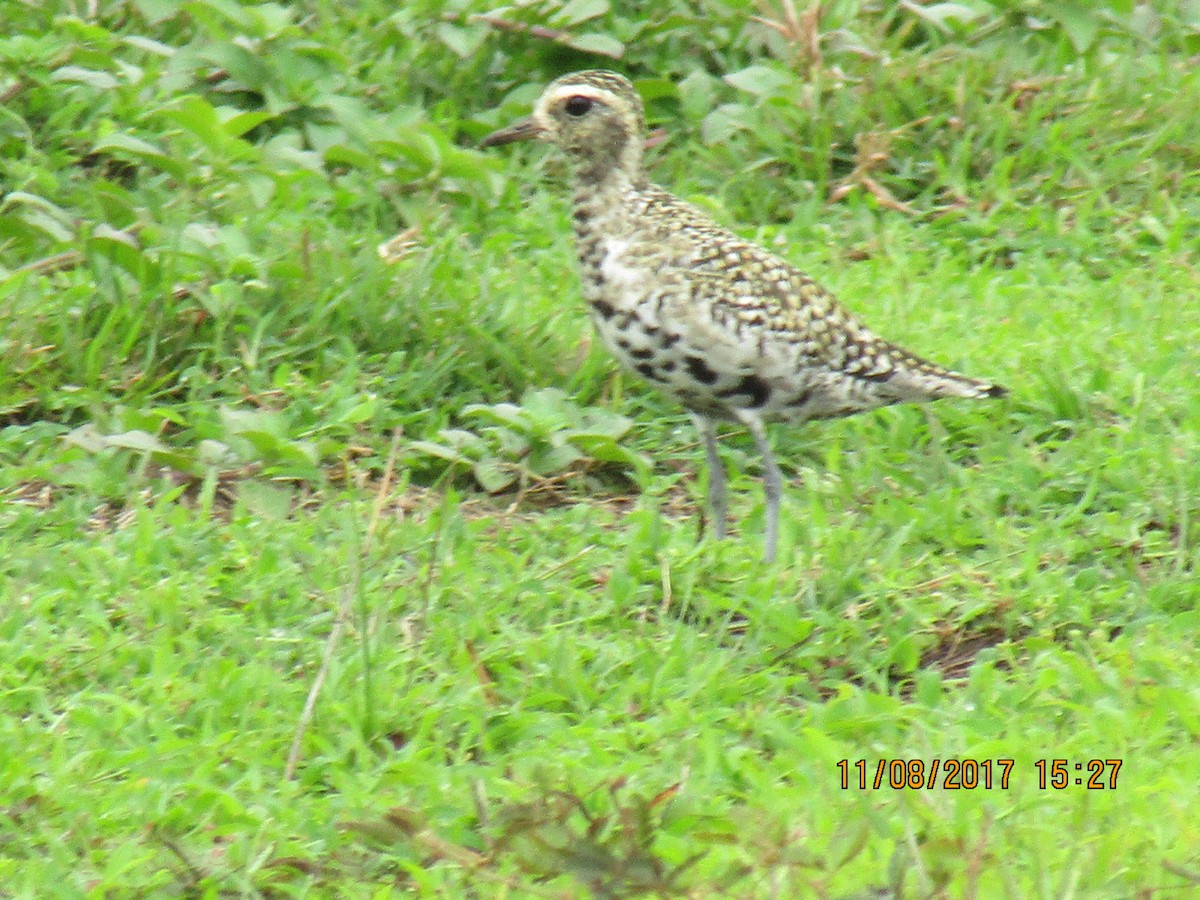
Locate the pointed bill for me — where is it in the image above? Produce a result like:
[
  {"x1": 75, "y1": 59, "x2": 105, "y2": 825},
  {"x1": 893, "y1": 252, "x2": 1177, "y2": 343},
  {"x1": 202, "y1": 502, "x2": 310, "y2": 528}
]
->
[{"x1": 480, "y1": 116, "x2": 545, "y2": 148}]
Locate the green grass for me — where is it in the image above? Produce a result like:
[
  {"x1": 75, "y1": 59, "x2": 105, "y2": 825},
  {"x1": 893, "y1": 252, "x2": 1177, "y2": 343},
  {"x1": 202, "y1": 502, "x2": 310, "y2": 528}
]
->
[{"x1": 3, "y1": 0, "x2": 1200, "y2": 896}]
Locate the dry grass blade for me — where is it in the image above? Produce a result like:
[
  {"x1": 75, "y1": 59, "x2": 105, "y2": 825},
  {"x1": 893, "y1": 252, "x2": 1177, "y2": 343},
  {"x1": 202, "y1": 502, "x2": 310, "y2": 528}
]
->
[
  {"x1": 463, "y1": 13, "x2": 624, "y2": 59},
  {"x1": 1, "y1": 79, "x2": 27, "y2": 103},
  {"x1": 753, "y1": 0, "x2": 823, "y2": 72},
  {"x1": 377, "y1": 225, "x2": 421, "y2": 264},
  {"x1": 963, "y1": 811, "x2": 994, "y2": 900},
  {"x1": 16, "y1": 249, "x2": 84, "y2": 276},
  {"x1": 284, "y1": 428, "x2": 403, "y2": 780},
  {"x1": 464, "y1": 638, "x2": 500, "y2": 706},
  {"x1": 829, "y1": 120, "x2": 933, "y2": 215}
]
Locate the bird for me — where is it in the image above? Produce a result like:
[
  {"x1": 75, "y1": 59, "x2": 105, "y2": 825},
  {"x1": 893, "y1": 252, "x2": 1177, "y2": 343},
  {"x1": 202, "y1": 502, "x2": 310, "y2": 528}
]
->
[{"x1": 481, "y1": 70, "x2": 1006, "y2": 563}]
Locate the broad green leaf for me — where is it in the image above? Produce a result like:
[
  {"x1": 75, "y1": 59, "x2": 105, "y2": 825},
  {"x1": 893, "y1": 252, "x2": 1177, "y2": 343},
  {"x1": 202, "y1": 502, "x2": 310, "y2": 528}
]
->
[
  {"x1": 220, "y1": 110, "x2": 275, "y2": 137},
  {"x1": 159, "y1": 96, "x2": 257, "y2": 161},
  {"x1": 219, "y1": 406, "x2": 288, "y2": 439},
  {"x1": 563, "y1": 32, "x2": 625, "y2": 58},
  {"x1": 2, "y1": 209, "x2": 73, "y2": 243},
  {"x1": 633, "y1": 78, "x2": 679, "y2": 102},
  {"x1": 132, "y1": 0, "x2": 182, "y2": 24},
  {"x1": 530, "y1": 443, "x2": 582, "y2": 476},
  {"x1": 197, "y1": 439, "x2": 234, "y2": 466},
  {"x1": 701, "y1": 105, "x2": 751, "y2": 144},
  {"x1": 434, "y1": 22, "x2": 488, "y2": 58},
  {"x1": 1051, "y1": 4, "x2": 1103, "y2": 53},
  {"x1": 236, "y1": 480, "x2": 294, "y2": 518},
  {"x1": 1, "y1": 191, "x2": 71, "y2": 219},
  {"x1": 91, "y1": 133, "x2": 188, "y2": 179},
  {"x1": 566, "y1": 434, "x2": 642, "y2": 468},
  {"x1": 51, "y1": 65, "x2": 119, "y2": 90},
  {"x1": 251, "y1": 1, "x2": 296, "y2": 35},
  {"x1": 198, "y1": 42, "x2": 272, "y2": 91},
  {"x1": 554, "y1": 0, "x2": 610, "y2": 27},
  {"x1": 473, "y1": 457, "x2": 518, "y2": 492},
  {"x1": 100, "y1": 430, "x2": 168, "y2": 453},
  {"x1": 724, "y1": 65, "x2": 796, "y2": 99},
  {"x1": 463, "y1": 402, "x2": 530, "y2": 431},
  {"x1": 184, "y1": 0, "x2": 263, "y2": 33},
  {"x1": 121, "y1": 34, "x2": 177, "y2": 57},
  {"x1": 88, "y1": 225, "x2": 157, "y2": 280},
  {"x1": 408, "y1": 440, "x2": 470, "y2": 464},
  {"x1": 907, "y1": 3, "x2": 986, "y2": 33}
]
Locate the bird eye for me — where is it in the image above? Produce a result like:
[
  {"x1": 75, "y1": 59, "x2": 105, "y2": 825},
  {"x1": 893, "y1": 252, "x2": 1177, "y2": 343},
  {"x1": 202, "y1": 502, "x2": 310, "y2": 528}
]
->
[{"x1": 564, "y1": 96, "x2": 593, "y2": 117}]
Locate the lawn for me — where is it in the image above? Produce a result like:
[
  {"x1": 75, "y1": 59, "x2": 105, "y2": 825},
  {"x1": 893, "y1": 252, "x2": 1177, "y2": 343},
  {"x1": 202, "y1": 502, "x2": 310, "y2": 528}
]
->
[{"x1": 2, "y1": 1, "x2": 1199, "y2": 896}]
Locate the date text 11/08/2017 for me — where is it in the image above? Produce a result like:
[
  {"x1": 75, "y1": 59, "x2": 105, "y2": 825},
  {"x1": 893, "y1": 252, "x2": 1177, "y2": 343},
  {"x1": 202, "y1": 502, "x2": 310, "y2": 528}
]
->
[{"x1": 836, "y1": 759, "x2": 1123, "y2": 791}]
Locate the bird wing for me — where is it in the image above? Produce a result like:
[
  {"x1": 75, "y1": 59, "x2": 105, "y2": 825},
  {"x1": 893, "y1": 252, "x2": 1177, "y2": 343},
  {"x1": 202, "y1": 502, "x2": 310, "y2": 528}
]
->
[{"x1": 656, "y1": 219, "x2": 1001, "y2": 402}]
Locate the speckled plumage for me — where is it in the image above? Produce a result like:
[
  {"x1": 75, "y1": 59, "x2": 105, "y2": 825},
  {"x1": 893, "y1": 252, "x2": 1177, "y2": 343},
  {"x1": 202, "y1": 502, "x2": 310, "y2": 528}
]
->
[{"x1": 483, "y1": 70, "x2": 1006, "y2": 562}]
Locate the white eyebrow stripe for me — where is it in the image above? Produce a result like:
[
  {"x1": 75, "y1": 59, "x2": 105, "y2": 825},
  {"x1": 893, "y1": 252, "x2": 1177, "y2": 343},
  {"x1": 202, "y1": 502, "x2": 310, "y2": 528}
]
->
[{"x1": 539, "y1": 83, "x2": 612, "y2": 111}]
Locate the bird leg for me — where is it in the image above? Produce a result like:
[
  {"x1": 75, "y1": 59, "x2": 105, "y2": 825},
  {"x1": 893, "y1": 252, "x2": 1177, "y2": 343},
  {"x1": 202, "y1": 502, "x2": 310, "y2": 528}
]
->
[
  {"x1": 738, "y1": 413, "x2": 781, "y2": 563},
  {"x1": 691, "y1": 414, "x2": 727, "y2": 541}
]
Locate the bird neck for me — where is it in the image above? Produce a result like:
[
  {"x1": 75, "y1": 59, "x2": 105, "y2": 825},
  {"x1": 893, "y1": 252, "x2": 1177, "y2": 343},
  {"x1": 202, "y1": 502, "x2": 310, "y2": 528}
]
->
[
  {"x1": 570, "y1": 164, "x2": 639, "y2": 236},
  {"x1": 573, "y1": 159, "x2": 637, "y2": 191},
  {"x1": 568, "y1": 131, "x2": 644, "y2": 188},
  {"x1": 569, "y1": 141, "x2": 645, "y2": 213}
]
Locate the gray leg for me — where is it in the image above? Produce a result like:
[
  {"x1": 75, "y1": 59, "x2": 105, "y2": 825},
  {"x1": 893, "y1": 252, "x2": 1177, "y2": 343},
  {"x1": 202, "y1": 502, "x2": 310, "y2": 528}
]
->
[
  {"x1": 738, "y1": 412, "x2": 781, "y2": 563},
  {"x1": 691, "y1": 414, "x2": 727, "y2": 541}
]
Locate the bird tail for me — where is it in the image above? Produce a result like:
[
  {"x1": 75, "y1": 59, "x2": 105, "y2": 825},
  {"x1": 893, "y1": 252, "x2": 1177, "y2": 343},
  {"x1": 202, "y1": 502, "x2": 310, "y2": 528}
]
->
[
  {"x1": 883, "y1": 344, "x2": 1008, "y2": 401},
  {"x1": 943, "y1": 375, "x2": 1008, "y2": 400}
]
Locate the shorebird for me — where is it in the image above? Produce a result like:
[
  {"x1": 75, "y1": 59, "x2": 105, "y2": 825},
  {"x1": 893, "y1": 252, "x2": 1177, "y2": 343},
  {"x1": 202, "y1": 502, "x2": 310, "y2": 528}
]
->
[{"x1": 482, "y1": 70, "x2": 1006, "y2": 562}]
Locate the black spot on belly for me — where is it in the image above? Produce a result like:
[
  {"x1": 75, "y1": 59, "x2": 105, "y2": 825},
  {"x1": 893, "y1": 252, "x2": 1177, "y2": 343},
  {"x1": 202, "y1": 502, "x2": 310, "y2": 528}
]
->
[
  {"x1": 631, "y1": 313, "x2": 658, "y2": 338},
  {"x1": 660, "y1": 332, "x2": 681, "y2": 348},
  {"x1": 684, "y1": 356, "x2": 719, "y2": 385},
  {"x1": 661, "y1": 360, "x2": 676, "y2": 373},
  {"x1": 630, "y1": 347, "x2": 654, "y2": 360},
  {"x1": 592, "y1": 299, "x2": 616, "y2": 319},
  {"x1": 573, "y1": 207, "x2": 591, "y2": 224},
  {"x1": 634, "y1": 362, "x2": 658, "y2": 380},
  {"x1": 717, "y1": 374, "x2": 772, "y2": 408},
  {"x1": 616, "y1": 336, "x2": 631, "y2": 351}
]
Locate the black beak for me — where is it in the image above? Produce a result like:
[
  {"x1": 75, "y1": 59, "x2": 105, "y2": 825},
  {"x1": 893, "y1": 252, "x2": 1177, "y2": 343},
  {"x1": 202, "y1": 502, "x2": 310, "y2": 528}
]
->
[{"x1": 480, "y1": 116, "x2": 545, "y2": 148}]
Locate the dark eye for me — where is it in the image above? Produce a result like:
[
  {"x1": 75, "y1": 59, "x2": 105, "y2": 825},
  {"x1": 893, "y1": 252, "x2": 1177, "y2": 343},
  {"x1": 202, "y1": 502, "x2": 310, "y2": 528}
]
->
[{"x1": 564, "y1": 96, "x2": 593, "y2": 117}]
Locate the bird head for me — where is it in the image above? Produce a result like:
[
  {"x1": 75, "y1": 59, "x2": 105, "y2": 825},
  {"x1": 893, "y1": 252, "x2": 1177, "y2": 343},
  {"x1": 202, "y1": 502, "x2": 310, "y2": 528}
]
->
[{"x1": 481, "y1": 70, "x2": 646, "y2": 180}]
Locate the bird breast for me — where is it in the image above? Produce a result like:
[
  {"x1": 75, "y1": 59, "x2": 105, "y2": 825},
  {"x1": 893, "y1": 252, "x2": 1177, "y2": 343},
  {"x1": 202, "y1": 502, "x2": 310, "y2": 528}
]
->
[{"x1": 597, "y1": 237, "x2": 644, "y2": 294}]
